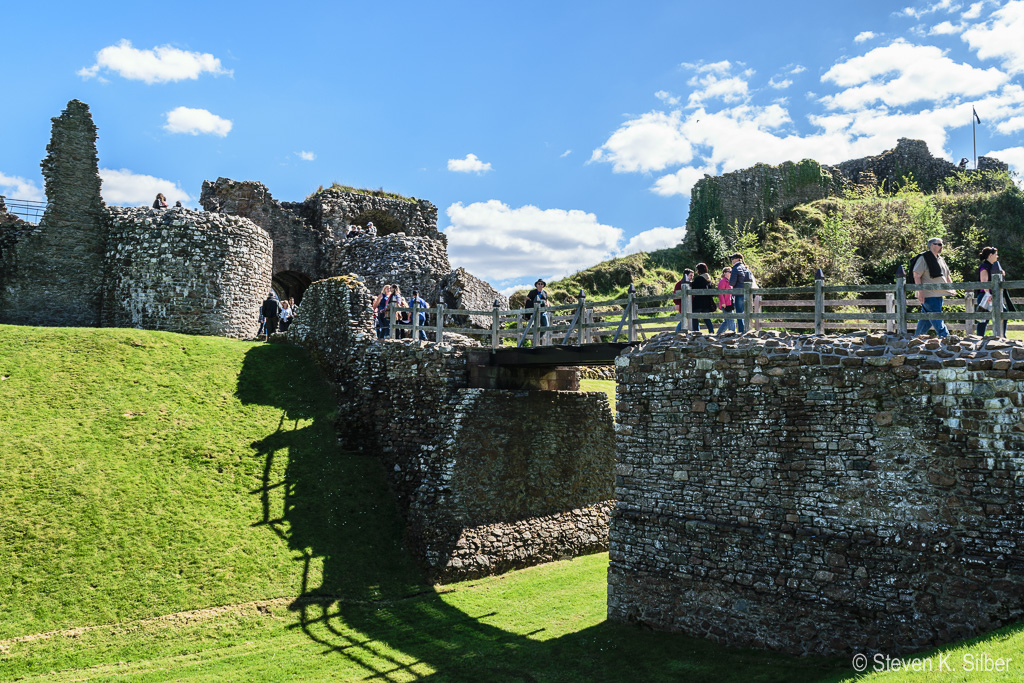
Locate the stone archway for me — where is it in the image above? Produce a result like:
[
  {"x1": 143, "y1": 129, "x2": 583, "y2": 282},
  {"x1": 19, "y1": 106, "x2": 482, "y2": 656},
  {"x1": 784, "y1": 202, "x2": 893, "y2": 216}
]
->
[
  {"x1": 272, "y1": 271, "x2": 313, "y2": 303},
  {"x1": 352, "y1": 209, "x2": 404, "y2": 237}
]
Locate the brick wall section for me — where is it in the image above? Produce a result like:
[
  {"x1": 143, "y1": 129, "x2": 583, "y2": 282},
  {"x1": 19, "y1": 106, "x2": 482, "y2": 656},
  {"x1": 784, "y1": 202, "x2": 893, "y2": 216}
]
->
[
  {"x1": 103, "y1": 207, "x2": 272, "y2": 338},
  {"x1": 321, "y1": 233, "x2": 452, "y2": 305},
  {"x1": 290, "y1": 277, "x2": 616, "y2": 582},
  {"x1": 1, "y1": 100, "x2": 107, "y2": 326},
  {"x1": 609, "y1": 330, "x2": 1024, "y2": 656}
]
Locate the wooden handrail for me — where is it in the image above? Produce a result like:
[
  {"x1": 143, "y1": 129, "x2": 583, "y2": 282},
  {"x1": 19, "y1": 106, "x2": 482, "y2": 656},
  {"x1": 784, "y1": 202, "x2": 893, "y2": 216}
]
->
[{"x1": 381, "y1": 274, "x2": 1018, "y2": 349}]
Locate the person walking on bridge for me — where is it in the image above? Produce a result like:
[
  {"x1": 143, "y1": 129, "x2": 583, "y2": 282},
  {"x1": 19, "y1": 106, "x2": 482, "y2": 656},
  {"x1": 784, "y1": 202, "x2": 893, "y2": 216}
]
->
[
  {"x1": 912, "y1": 237, "x2": 953, "y2": 338},
  {"x1": 728, "y1": 253, "x2": 754, "y2": 333}
]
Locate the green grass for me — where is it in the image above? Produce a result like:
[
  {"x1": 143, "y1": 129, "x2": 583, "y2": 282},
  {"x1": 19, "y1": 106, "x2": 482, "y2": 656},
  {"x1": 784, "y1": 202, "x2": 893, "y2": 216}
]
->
[
  {"x1": 580, "y1": 378, "x2": 616, "y2": 414},
  {"x1": 1, "y1": 325, "x2": 1019, "y2": 681}
]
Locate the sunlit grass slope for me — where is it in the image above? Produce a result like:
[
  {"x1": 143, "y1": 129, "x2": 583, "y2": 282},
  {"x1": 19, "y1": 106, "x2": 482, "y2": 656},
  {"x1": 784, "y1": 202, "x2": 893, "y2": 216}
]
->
[{"x1": 0, "y1": 325, "x2": 421, "y2": 643}]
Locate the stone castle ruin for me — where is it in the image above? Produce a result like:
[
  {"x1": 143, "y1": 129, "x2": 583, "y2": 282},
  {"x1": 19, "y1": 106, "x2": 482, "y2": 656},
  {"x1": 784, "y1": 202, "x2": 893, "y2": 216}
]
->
[
  {"x1": 688, "y1": 138, "x2": 1010, "y2": 232},
  {"x1": 0, "y1": 100, "x2": 507, "y2": 337}
]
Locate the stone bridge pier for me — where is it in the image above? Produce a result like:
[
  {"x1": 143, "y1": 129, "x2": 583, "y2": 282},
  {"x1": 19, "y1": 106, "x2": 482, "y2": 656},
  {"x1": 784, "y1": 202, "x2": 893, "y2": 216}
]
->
[{"x1": 609, "y1": 331, "x2": 1024, "y2": 657}]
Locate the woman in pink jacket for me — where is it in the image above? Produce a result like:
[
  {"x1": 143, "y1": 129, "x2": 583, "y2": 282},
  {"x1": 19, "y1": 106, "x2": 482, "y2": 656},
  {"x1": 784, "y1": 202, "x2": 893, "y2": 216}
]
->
[{"x1": 716, "y1": 266, "x2": 735, "y2": 334}]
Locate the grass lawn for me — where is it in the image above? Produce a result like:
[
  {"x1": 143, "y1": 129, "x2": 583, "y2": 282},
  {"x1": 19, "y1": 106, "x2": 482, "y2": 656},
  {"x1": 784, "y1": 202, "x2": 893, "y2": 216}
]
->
[{"x1": 0, "y1": 325, "x2": 1020, "y2": 680}]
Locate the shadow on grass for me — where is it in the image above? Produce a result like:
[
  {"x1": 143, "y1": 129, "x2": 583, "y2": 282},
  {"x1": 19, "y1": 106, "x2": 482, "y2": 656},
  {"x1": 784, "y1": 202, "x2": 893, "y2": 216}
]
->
[{"x1": 237, "y1": 343, "x2": 854, "y2": 682}]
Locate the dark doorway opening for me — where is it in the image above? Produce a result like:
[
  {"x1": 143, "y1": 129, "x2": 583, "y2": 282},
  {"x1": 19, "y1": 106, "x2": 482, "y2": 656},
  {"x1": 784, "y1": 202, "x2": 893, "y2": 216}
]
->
[{"x1": 273, "y1": 271, "x2": 313, "y2": 303}]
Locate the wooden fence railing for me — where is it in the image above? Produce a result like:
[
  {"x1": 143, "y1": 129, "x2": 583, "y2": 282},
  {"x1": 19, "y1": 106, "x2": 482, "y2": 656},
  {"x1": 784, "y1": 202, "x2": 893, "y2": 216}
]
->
[{"x1": 385, "y1": 273, "x2": 1022, "y2": 349}]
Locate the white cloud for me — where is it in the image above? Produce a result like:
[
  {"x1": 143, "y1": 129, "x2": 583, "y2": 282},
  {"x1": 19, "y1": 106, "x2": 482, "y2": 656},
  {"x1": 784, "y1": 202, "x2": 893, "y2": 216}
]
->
[
  {"x1": 855, "y1": 31, "x2": 877, "y2": 42},
  {"x1": 962, "y1": 0, "x2": 1024, "y2": 74},
  {"x1": 687, "y1": 73, "x2": 751, "y2": 108},
  {"x1": 447, "y1": 153, "x2": 492, "y2": 174},
  {"x1": 100, "y1": 168, "x2": 192, "y2": 206},
  {"x1": 78, "y1": 39, "x2": 232, "y2": 84},
  {"x1": 961, "y1": 1, "x2": 985, "y2": 19},
  {"x1": 618, "y1": 227, "x2": 686, "y2": 256},
  {"x1": 996, "y1": 115, "x2": 1024, "y2": 134},
  {"x1": 589, "y1": 110, "x2": 694, "y2": 172},
  {"x1": 985, "y1": 146, "x2": 1024, "y2": 177},
  {"x1": 651, "y1": 164, "x2": 718, "y2": 198},
  {"x1": 500, "y1": 282, "x2": 536, "y2": 296},
  {"x1": 445, "y1": 200, "x2": 622, "y2": 282},
  {"x1": 900, "y1": 0, "x2": 962, "y2": 19},
  {"x1": 163, "y1": 107, "x2": 233, "y2": 137},
  {"x1": 681, "y1": 60, "x2": 733, "y2": 75},
  {"x1": 0, "y1": 173, "x2": 44, "y2": 202},
  {"x1": 789, "y1": 64, "x2": 807, "y2": 74},
  {"x1": 820, "y1": 40, "x2": 1007, "y2": 110},
  {"x1": 929, "y1": 20, "x2": 963, "y2": 33},
  {"x1": 298, "y1": 151, "x2": 316, "y2": 161},
  {"x1": 560, "y1": 149, "x2": 572, "y2": 158},
  {"x1": 655, "y1": 90, "x2": 681, "y2": 106},
  {"x1": 768, "y1": 77, "x2": 793, "y2": 89}
]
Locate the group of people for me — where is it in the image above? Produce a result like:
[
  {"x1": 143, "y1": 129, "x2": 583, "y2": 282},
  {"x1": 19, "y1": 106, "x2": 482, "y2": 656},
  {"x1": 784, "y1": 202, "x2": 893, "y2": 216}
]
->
[
  {"x1": 345, "y1": 222, "x2": 377, "y2": 239},
  {"x1": 372, "y1": 284, "x2": 429, "y2": 340},
  {"x1": 152, "y1": 193, "x2": 183, "y2": 209},
  {"x1": 258, "y1": 292, "x2": 298, "y2": 336},
  {"x1": 911, "y1": 237, "x2": 1014, "y2": 338},
  {"x1": 673, "y1": 253, "x2": 756, "y2": 335}
]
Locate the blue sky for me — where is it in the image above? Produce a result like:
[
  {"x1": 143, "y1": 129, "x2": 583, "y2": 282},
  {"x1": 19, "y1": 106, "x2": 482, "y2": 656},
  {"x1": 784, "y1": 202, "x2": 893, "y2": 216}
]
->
[{"x1": 2, "y1": 0, "x2": 1024, "y2": 293}]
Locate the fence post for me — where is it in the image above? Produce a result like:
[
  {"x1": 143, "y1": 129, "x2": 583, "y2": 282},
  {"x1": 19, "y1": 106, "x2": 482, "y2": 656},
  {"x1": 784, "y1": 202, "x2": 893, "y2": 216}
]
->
[
  {"x1": 965, "y1": 291, "x2": 974, "y2": 337},
  {"x1": 533, "y1": 302, "x2": 542, "y2": 347},
  {"x1": 411, "y1": 300, "x2": 420, "y2": 341},
  {"x1": 491, "y1": 299, "x2": 500, "y2": 351},
  {"x1": 814, "y1": 269, "x2": 825, "y2": 335},
  {"x1": 627, "y1": 284, "x2": 637, "y2": 343},
  {"x1": 435, "y1": 303, "x2": 445, "y2": 342},
  {"x1": 576, "y1": 290, "x2": 587, "y2": 345},
  {"x1": 885, "y1": 293, "x2": 894, "y2": 333},
  {"x1": 743, "y1": 282, "x2": 753, "y2": 333},
  {"x1": 389, "y1": 303, "x2": 398, "y2": 339},
  {"x1": 681, "y1": 283, "x2": 691, "y2": 333},
  {"x1": 993, "y1": 273, "x2": 1004, "y2": 338},
  {"x1": 895, "y1": 266, "x2": 907, "y2": 336},
  {"x1": 754, "y1": 295, "x2": 763, "y2": 332}
]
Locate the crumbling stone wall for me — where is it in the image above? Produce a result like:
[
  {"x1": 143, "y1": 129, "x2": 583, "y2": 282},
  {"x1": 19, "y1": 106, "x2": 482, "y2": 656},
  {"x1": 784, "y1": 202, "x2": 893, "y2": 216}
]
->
[
  {"x1": 1, "y1": 100, "x2": 107, "y2": 326},
  {"x1": 103, "y1": 207, "x2": 272, "y2": 338},
  {"x1": 688, "y1": 139, "x2": 1009, "y2": 232},
  {"x1": 688, "y1": 159, "x2": 844, "y2": 231},
  {"x1": 199, "y1": 178, "x2": 326, "y2": 288},
  {"x1": 289, "y1": 277, "x2": 615, "y2": 582},
  {"x1": 610, "y1": 330, "x2": 1024, "y2": 656},
  {"x1": 312, "y1": 188, "x2": 441, "y2": 242},
  {"x1": 321, "y1": 233, "x2": 452, "y2": 304}
]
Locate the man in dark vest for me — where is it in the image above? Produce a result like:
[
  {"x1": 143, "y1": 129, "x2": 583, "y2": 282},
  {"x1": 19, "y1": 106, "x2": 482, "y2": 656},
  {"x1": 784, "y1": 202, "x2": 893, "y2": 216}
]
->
[
  {"x1": 261, "y1": 292, "x2": 282, "y2": 336},
  {"x1": 912, "y1": 237, "x2": 953, "y2": 338}
]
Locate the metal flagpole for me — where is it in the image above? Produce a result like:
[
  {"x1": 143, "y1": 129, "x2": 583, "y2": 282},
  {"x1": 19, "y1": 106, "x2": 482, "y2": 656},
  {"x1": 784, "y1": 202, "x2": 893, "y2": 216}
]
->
[{"x1": 973, "y1": 106, "x2": 980, "y2": 169}]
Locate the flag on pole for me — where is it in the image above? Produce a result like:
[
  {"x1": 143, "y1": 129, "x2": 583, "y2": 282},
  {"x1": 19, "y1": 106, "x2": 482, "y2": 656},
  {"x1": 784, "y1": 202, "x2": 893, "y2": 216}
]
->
[{"x1": 974, "y1": 106, "x2": 982, "y2": 125}]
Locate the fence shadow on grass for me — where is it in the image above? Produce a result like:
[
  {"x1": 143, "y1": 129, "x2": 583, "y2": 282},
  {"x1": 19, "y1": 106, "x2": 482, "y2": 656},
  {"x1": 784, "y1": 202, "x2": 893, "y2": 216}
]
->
[{"x1": 236, "y1": 342, "x2": 854, "y2": 682}]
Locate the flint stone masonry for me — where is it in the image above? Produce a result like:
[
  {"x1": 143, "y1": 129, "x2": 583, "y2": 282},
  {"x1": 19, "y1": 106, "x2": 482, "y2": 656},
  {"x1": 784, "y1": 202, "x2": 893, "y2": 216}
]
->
[
  {"x1": 290, "y1": 277, "x2": 615, "y2": 582},
  {"x1": 438, "y1": 267, "x2": 510, "y2": 329},
  {"x1": 609, "y1": 329, "x2": 1024, "y2": 656},
  {"x1": 688, "y1": 139, "x2": 1008, "y2": 231},
  {"x1": 1, "y1": 100, "x2": 107, "y2": 326},
  {"x1": 322, "y1": 233, "x2": 452, "y2": 305},
  {"x1": 103, "y1": 207, "x2": 272, "y2": 338}
]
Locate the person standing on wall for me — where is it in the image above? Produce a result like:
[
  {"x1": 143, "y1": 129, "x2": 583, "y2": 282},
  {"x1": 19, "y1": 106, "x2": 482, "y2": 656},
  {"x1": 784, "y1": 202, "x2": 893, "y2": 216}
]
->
[
  {"x1": 912, "y1": 237, "x2": 953, "y2": 338},
  {"x1": 261, "y1": 292, "x2": 282, "y2": 337},
  {"x1": 152, "y1": 193, "x2": 168, "y2": 209},
  {"x1": 976, "y1": 246, "x2": 1012, "y2": 336},
  {"x1": 372, "y1": 285, "x2": 393, "y2": 339},
  {"x1": 728, "y1": 253, "x2": 754, "y2": 333},
  {"x1": 672, "y1": 269, "x2": 694, "y2": 332},
  {"x1": 525, "y1": 279, "x2": 551, "y2": 330},
  {"x1": 406, "y1": 290, "x2": 430, "y2": 340},
  {"x1": 688, "y1": 263, "x2": 717, "y2": 333},
  {"x1": 716, "y1": 266, "x2": 735, "y2": 334}
]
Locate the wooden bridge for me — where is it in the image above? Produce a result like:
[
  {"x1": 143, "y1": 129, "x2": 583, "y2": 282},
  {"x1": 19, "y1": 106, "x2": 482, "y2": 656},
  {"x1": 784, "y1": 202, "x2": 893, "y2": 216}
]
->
[{"x1": 385, "y1": 272, "x2": 1023, "y2": 367}]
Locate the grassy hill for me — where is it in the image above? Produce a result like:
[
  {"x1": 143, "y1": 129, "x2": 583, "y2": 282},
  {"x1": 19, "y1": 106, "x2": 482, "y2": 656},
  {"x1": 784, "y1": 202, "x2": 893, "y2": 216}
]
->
[
  {"x1": 2, "y1": 325, "x2": 1021, "y2": 681},
  {"x1": 513, "y1": 172, "x2": 1024, "y2": 307}
]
